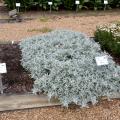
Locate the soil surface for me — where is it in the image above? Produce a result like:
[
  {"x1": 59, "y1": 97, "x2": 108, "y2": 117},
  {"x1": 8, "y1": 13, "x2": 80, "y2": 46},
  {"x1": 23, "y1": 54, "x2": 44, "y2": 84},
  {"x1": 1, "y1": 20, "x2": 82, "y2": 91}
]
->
[{"x1": 0, "y1": 43, "x2": 33, "y2": 94}]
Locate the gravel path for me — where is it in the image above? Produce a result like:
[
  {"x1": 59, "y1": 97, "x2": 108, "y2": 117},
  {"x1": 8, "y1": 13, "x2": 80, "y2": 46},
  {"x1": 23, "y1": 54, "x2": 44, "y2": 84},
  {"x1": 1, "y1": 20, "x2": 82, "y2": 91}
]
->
[
  {"x1": 0, "y1": 100, "x2": 119, "y2": 120},
  {"x1": 0, "y1": 10, "x2": 120, "y2": 41}
]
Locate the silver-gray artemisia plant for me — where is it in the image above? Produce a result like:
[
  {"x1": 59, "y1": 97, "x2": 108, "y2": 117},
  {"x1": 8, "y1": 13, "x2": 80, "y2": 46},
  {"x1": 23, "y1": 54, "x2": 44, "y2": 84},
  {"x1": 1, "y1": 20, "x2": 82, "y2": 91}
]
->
[{"x1": 19, "y1": 30, "x2": 120, "y2": 107}]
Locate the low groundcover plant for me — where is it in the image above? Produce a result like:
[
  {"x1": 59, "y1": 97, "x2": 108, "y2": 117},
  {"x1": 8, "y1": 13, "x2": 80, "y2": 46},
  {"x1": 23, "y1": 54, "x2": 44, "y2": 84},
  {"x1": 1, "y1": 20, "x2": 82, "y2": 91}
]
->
[{"x1": 20, "y1": 30, "x2": 120, "y2": 107}]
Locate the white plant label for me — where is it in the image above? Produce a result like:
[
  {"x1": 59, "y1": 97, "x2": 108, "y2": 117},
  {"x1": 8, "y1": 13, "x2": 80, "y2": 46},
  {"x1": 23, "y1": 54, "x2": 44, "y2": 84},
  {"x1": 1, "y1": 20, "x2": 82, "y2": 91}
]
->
[
  {"x1": 16, "y1": 3, "x2": 21, "y2": 7},
  {"x1": 12, "y1": 41, "x2": 14, "y2": 44},
  {"x1": 104, "y1": 0, "x2": 108, "y2": 5},
  {"x1": 48, "y1": 2, "x2": 53, "y2": 5},
  {"x1": 75, "y1": 1, "x2": 80, "y2": 5},
  {"x1": 95, "y1": 56, "x2": 109, "y2": 66},
  {"x1": 0, "y1": 63, "x2": 7, "y2": 73}
]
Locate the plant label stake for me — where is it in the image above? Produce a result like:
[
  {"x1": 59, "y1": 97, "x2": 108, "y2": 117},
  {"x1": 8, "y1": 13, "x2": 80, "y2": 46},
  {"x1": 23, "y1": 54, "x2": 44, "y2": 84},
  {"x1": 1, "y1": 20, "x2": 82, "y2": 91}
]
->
[
  {"x1": 95, "y1": 56, "x2": 109, "y2": 66},
  {"x1": 75, "y1": 0, "x2": 80, "y2": 12},
  {"x1": 48, "y1": 2, "x2": 53, "y2": 13},
  {"x1": 0, "y1": 63, "x2": 7, "y2": 94},
  {"x1": 12, "y1": 41, "x2": 14, "y2": 44},
  {"x1": 16, "y1": 3, "x2": 21, "y2": 13},
  {"x1": 104, "y1": 0, "x2": 108, "y2": 11}
]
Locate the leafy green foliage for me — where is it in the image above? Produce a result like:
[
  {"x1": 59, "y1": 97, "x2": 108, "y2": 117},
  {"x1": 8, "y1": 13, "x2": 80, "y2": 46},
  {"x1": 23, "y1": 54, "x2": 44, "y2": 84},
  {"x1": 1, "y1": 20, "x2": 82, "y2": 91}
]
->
[
  {"x1": 3, "y1": 0, "x2": 62, "y2": 10},
  {"x1": 20, "y1": 30, "x2": 120, "y2": 107},
  {"x1": 63, "y1": 0, "x2": 75, "y2": 10},
  {"x1": 4, "y1": 0, "x2": 120, "y2": 10},
  {"x1": 95, "y1": 23, "x2": 120, "y2": 56}
]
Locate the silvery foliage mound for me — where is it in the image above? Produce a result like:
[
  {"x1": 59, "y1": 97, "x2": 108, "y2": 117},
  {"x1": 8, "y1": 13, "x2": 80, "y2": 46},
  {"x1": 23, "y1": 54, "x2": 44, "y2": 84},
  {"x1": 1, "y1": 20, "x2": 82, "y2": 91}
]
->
[{"x1": 20, "y1": 30, "x2": 120, "y2": 107}]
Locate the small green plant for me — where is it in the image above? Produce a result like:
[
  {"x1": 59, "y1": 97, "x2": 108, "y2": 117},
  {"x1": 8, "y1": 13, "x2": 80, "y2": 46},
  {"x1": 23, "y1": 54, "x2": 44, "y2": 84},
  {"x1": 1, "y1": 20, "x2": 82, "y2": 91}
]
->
[
  {"x1": 27, "y1": 27, "x2": 52, "y2": 33},
  {"x1": 39, "y1": 17, "x2": 49, "y2": 22},
  {"x1": 95, "y1": 23, "x2": 120, "y2": 56},
  {"x1": 40, "y1": 27, "x2": 52, "y2": 33}
]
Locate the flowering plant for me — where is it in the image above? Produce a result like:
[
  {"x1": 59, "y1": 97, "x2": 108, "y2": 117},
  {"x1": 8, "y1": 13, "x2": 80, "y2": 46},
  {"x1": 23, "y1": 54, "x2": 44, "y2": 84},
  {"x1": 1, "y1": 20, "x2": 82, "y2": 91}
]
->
[
  {"x1": 95, "y1": 23, "x2": 120, "y2": 56},
  {"x1": 98, "y1": 23, "x2": 120, "y2": 38}
]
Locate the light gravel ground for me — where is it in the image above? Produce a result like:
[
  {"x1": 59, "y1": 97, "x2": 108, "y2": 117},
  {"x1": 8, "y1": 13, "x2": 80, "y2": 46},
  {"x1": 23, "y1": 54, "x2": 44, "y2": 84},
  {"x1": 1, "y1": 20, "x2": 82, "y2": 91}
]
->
[
  {"x1": 0, "y1": 100, "x2": 119, "y2": 120},
  {"x1": 0, "y1": 10, "x2": 120, "y2": 41},
  {"x1": 0, "y1": 10, "x2": 120, "y2": 120}
]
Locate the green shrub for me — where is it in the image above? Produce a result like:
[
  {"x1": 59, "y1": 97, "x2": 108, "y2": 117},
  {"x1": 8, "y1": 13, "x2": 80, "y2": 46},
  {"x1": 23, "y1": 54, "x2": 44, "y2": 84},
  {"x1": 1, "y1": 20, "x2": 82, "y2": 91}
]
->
[
  {"x1": 20, "y1": 30, "x2": 120, "y2": 107},
  {"x1": 4, "y1": 0, "x2": 36, "y2": 9},
  {"x1": 4, "y1": 0, "x2": 62, "y2": 10},
  {"x1": 4, "y1": 0, "x2": 120, "y2": 10},
  {"x1": 63, "y1": 0, "x2": 75, "y2": 10},
  {"x1": 109, "y1": 0, "x2": 120, "y2": 8},
  {"x1": 95, "y1": 23, "x2": 120, "y2": 56}
]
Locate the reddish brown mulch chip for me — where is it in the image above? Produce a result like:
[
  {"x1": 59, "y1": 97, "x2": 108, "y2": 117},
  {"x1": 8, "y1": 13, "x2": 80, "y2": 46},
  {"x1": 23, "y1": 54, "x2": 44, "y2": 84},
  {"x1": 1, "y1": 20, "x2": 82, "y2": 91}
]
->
[{"x1": 0, "y1": 43, "x2": 33, "y2": 94}]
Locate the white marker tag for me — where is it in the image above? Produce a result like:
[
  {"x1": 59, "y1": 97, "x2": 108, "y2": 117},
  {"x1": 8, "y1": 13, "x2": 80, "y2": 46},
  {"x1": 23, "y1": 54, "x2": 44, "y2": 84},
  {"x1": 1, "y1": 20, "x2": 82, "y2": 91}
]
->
[
  {"x1": 12, "y1": 41, "x2": 14, "y2": 44},
  {"x1": 0, "y1": 63, "x2": 7, "y2": 73},
  {"x1": 95, "y1": 56, "x2": 109, "y2": 66},
  {"x1": 48, "y1": 2, "x2": 53, "y2": 5},
  {"x1": 75, "y1": 1, "x2": 80, "y2": 4},
  {"x1": 104, "y1": 0, "x2": 108, "y2": 5},
  {"x1": 16, "y1": 3, "x2": 21, "y2": 7}
]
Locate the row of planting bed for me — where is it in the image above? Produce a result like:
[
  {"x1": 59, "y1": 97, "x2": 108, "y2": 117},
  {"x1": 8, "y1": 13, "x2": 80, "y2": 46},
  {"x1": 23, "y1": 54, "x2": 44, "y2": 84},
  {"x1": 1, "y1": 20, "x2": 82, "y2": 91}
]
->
[{"x1": 0, "y1": 22, "x2": 119, "y2": 111}]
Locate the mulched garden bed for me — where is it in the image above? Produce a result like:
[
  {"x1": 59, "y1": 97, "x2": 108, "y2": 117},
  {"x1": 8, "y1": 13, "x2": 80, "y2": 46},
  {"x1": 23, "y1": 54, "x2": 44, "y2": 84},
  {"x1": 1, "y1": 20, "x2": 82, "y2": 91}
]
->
[
  {"x1": 0, "y1": 42, "x2": 120, "y2": 94},
  {"x1": 0, "y1": 43, "x2": 33, "y2": 94}
]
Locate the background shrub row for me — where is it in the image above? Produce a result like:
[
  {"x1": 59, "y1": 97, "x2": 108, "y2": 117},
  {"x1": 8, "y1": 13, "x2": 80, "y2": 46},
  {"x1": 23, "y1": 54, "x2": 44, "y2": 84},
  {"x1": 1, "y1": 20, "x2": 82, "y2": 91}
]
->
[{"x1": 4, "y1": 0, "x2": 120, "y2": 10}]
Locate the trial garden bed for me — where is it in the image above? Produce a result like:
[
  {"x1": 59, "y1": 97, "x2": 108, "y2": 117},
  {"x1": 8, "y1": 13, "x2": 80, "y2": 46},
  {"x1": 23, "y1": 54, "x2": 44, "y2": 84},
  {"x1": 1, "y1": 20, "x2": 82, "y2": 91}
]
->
[
  {"x1": 0, "y1": 43, "x2": 60, "y2": 111},
  {"x1": 0, "y1": 39, "x2": 120, "y2": 95},
  {"x1": 0, "y1": 38, "x2": 120, "y2": 94},
  {"x1": 0, "y1": 41, "x2": 75, "y2": 111},
  {"x1": 0, "y1": 29, "x2": 119, "y2": 112}
]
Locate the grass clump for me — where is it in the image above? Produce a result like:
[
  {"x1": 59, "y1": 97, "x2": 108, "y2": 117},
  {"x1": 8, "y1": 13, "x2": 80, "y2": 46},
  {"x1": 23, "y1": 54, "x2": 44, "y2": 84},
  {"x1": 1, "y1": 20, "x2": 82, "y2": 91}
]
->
[
  {"x1": 39, "y1": 17, "x2": 49, "y2": 22},
  {"x1": 27, "y1": 27, "x2": 52, "y2": 33}
]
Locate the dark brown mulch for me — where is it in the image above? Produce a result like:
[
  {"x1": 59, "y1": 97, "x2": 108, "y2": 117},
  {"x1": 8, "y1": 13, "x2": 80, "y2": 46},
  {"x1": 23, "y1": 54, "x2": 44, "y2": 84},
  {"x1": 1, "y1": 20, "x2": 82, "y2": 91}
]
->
[
  {"x1": 0, "y1": 43, "x2": 33, "y2": 94},
  {"x1": 112, "y1": 55, "x2": 120, "y2": 65}
]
